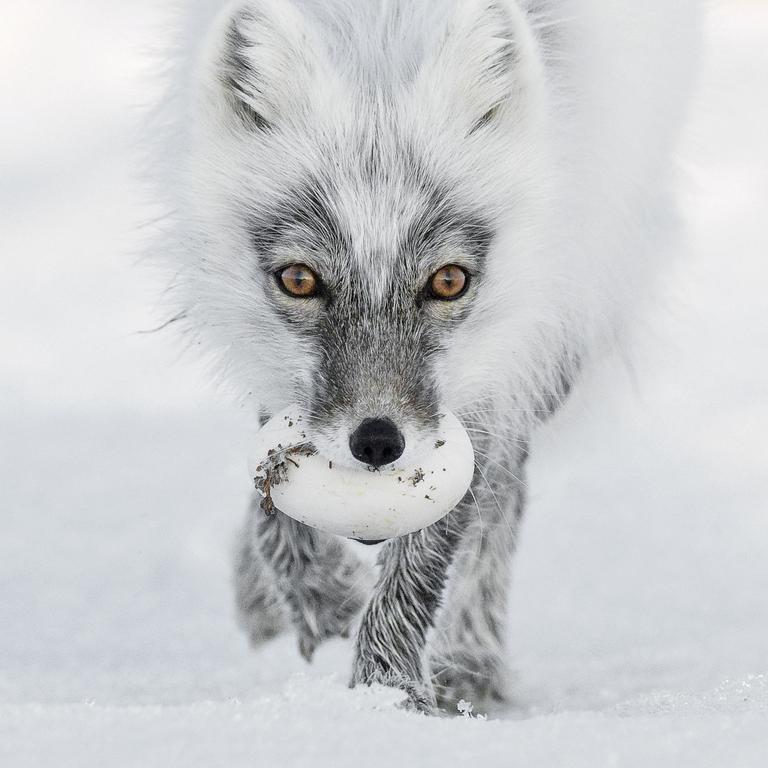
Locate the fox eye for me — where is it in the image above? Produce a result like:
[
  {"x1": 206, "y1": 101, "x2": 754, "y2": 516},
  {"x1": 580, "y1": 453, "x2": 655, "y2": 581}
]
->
[
  {"x1": 277, "y1": 264, "x2": 320, "y2": 298},
  {"x1": 427, "y1": 265, "x2": 469, "y2": 301}
]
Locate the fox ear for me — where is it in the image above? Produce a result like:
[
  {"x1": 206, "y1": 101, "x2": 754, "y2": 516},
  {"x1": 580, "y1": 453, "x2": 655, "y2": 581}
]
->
[
  {"x1": 203, "y1": 0, "x2": 317, "y2": 131},
  {"x1": 419, "y1": 0, "x2": 543, "y2": 134}
]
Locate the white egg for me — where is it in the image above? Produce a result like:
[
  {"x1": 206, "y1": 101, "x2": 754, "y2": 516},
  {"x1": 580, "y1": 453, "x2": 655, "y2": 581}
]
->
[{"x1": 250, "y1": 407, "x2": 475, "y2": 541}]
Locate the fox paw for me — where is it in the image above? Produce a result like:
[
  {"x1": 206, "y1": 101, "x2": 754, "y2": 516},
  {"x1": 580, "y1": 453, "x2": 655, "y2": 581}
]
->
[
  {"x1": 350, "y1": 663, "x2": 437, "y2": 715},
  {"x1": 432, "y1": 652, "x2": 512, "y2": 713}
]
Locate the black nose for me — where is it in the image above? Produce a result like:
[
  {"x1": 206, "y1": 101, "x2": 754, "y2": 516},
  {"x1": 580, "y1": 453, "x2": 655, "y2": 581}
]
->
[{"x1": 349, "y1": 418, "x2": 405, "y2": 468}]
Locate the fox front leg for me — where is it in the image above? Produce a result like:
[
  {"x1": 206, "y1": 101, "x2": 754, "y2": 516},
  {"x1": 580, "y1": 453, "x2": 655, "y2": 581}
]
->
[
  {"x1": 431, "y1": 469, "x2": 525, "y2": 712},
  {"x1": 255, "y1": 507, "x2": 373, "y2": 661},
  {"x1": 350, "y1": 508, "x2": 470, "y2": 713}
]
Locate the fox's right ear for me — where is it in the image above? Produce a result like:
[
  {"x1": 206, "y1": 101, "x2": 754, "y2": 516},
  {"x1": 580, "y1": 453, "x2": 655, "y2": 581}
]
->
[
  {"x1": 415, "y1": 0, "x2": 546, "y2": 136},
  {"x1": 199, "y1": 0, "x2": 318, "y2": 131}
]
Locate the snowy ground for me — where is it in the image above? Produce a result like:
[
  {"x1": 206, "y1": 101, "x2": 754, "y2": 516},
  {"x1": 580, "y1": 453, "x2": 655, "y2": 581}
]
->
[{"x1": 1, "y1": 2, "x2": 767, "y2": 766}]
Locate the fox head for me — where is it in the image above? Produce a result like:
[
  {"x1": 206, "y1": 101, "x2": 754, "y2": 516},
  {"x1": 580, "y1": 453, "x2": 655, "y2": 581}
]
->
[{"x1": 172, "y1": 0, "x2": 563, "y2": 467}]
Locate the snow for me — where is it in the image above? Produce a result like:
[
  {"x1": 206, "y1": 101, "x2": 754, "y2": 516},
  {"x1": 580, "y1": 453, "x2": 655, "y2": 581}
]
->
[{"x1": 1, "y1": 2, "x2": 767, "y2": 766}]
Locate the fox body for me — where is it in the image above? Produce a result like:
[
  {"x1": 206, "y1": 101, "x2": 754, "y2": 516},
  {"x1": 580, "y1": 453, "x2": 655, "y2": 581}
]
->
[{"x1": 154, "y1": 0, "x2": 700, "y2": 711}]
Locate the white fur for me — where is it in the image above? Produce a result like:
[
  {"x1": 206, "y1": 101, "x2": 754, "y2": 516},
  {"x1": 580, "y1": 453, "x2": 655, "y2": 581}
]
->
[{"x1": 148, "y1": 0, "x2": 702, "y2": 436}]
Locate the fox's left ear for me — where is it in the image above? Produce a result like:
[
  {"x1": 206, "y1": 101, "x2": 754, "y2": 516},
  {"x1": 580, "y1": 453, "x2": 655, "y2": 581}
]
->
[{"x1": 417, "y1": 0, "x2": 545, "y2": 134}]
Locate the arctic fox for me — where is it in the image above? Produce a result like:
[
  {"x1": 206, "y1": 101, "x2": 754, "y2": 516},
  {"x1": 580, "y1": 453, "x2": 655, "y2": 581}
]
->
[{"x1": 153, "y1": 0, "x2": 701, "y2": 712}]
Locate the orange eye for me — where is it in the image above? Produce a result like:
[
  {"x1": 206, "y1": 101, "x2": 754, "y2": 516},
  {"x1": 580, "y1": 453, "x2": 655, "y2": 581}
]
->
[
  {"x1": 278, "y1": 264, "x2": 320, "y2": 298},
  {"x1": 428, "y1": 265, "x2": 469, "y2": 300}
]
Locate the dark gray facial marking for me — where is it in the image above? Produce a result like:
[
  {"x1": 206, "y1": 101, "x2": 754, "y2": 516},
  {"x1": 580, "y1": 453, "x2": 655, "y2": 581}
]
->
[
  {"x1": 247, "y1": 156, "x2": 494, "y2": 429},
  {"x1": 248, "y1": 175, "x2": 351, "y2": 269},
  {"x1": 401, "y1": 184, "x2": 494, "y2": 264}
]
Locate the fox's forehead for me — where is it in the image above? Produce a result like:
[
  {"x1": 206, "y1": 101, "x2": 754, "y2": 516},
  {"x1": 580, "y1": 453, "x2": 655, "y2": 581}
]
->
[{"x1": 290, "y1": 0, "x2": 453, "y2": 85}]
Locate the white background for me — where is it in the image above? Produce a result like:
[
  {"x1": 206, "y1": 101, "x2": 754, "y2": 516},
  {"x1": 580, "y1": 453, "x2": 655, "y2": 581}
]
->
[{"x1": 1, "y1": 2, "x2": 766, "y2": 765}]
